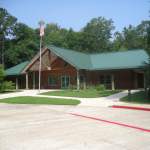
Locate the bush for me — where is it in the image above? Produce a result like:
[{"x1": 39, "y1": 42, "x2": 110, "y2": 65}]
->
[
  {"x1": 95, "y1": 84, "x2": 106, "y2": 91},
  {"x1": 86, "y1": 85, "x2": 96, "y2": 90},
  {"x1": 0, "y1": 81, "x2": 15, "y2": 92}
]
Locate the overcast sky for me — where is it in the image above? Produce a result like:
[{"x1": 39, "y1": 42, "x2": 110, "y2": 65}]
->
[{"x1": 0, "y1": 0, "x2": 149, "y2": 31}]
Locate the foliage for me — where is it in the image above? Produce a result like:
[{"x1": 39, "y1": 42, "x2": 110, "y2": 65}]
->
[
  {"x1": 41, "y1": 89, "x2": 120, "y2": 98},
  {"x1": 0, "y1": 65, "x2": 5, "y2": 92},
  {"x1": 113, "y1": 22, "x2": 150, "y2": 52},
  {"x1": 95, "y1": 84, "x2": 106, "y2": 91},
  {"x1": 121, "y1": 91, "x2": 150, "y2": 104},
  {"x1": 0, "y1": 65, "x2": 15, "y2": 92},
  {"x1": 0, "y1": 81, "x2": 15, "y2": 92},
  {"x1": 0, "y1": 8, "x2": 17, "y2": 38},
  {"x1": 80, "y1": 17, "x2": 115, "y2": 52},
  {"x1": 5, "y1": 23, "x2": 38, "y2": 67},
  {"x1": 0, "y1": 8, "x2": 17, "y2": 65},
  {"x1": 0, "y1": 65, "x2": 4, "y2": 82}
]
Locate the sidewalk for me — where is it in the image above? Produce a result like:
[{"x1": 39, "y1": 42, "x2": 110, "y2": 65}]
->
[{"x1": 1, "y1": 89, "x2": 150, "y2": 108}]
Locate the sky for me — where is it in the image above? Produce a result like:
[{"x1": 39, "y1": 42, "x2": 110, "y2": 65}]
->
[{"x1": 0, "y1": 0, "x2": 149, "y2": 32}]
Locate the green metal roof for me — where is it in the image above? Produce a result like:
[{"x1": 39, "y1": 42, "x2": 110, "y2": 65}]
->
[
  {"x1": 90, "y1": 50, "x2": 149, "y2": 70},
  {"x1": 48, "y1": 45, "x2": 149, "y2": 70},
  {"x1": 5, "y1": 61, "x2": 29, "y2": 76},
  {"x1": 5, "y1": 45, "x2": 149, "y2": 76}
]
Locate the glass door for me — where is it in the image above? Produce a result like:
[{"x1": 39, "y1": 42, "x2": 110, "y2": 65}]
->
[{"x1": 61, "y1": 76, "x2": 70, "y2": 89}]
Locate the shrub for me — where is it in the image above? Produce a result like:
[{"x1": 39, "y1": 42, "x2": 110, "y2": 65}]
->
[
  {"x1": 0, "y1": 81, "x2": 15, "y2": 92},
  {"x1": 95, "y1": 84, "x2": 106, "y2": 91},
  {"x1": 86, "y1": 85, "x2": 96, "y2": 90},
  {"x1": 0, "y1": 65, "x2": 5, "y2": 82}
]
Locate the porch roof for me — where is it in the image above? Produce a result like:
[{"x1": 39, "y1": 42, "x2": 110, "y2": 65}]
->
[{"x1": 5, "y1": 61, "x2": 29, "y2": 76}]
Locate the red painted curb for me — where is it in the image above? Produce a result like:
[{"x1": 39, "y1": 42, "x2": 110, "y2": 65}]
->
[
  {"x1": 111, "y1": 105, "x2": 150, "y2": 111},
  {"x1": 70, "y1": 113, "x2": 150, "y2": 133}
]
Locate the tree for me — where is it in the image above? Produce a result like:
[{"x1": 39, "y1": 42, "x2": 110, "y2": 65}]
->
[
  {"x1": 0, "y1": 65, "x2": 14, "y2": 92},
  {"x1": 5, "y1": 23, "x2": 38, "y2": 67},
  {"x1": 112, "y1": 32, "x2": 127, "y2": 51},
  {"x1": 0, "y1": 8, "x2": 17, "y2": 65},
  {"x1": 112, "y1": 22, "x2": 150, "y2": 51},
  {"x1": 80, "y1": 17, "x2": 115, "y2": 52},
  {"x1": 0, "y1": 65, "x2": 4, "y2": 83},
  {"x1": 64, "y1": 28, "x2": 83, "y2": 51},
  {"x1": 137, "y1": 20, "x2": 150, "y2": 53},
  {"x1": 44, "y1": 23, "x2": 67, "y2": 47}
]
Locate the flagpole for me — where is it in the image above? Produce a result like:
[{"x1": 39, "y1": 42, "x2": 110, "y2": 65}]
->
[
  {"x1": 38, "y1": 20, "x2": 45, "y2": 93},
  {"x1": 39, "y1": 35, "x2": 42, "y2": 93}
]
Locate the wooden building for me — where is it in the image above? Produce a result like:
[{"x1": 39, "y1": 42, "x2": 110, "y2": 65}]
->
[{"x1": 5, "y1": 45, "x2": 149, "y2": 90}]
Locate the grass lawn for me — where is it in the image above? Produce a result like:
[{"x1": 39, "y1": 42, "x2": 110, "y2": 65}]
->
[
  {"x1": 0, "y1": 96, "x2": 80, "y2": 105},
  {"x1": 41, "y1": 89, "x2": 121, "y2": 98},
  {"x1": 120, "y1": 91, "x2": 150, "y2": 104}
]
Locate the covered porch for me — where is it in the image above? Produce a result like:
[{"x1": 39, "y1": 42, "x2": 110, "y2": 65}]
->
[{"x1": 9, "y1": 68, "x2": 145, "y2": 90}]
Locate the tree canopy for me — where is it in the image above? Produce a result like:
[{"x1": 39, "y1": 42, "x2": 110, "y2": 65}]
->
[{"x1": 0, "y1": 8, "x2": 150, "y2": 68}]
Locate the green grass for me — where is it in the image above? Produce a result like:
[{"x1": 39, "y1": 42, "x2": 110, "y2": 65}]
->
[
  {"x1": 41, "y1": 89, "x2": 121, "y2": 98},
  {"x1": 120, "y1": 91, "x2": 150, "y2": 104},
  {"x1": 0, "y1": 96, "x2": 80, "y2": 105}
]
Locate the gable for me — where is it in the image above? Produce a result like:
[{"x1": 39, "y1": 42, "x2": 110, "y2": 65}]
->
[
  {"x1": 29, "y1": 50, "x2": 51, "y2": 71},
  {"x1": 51, "y1": 57, "x2": 76, "y2": 70}
]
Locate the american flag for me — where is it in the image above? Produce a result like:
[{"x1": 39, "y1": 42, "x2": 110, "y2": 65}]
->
[{"x1": 39, "y1": 21, "x2": 45, "y2": 37}]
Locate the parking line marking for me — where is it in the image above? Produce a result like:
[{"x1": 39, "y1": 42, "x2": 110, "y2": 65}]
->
[
  {"x1": 111, "y1": 105, "x2": 150, "y2": 112},
  {"x1": 70, "y1": 113, "x2": 150, "y2": 133}
]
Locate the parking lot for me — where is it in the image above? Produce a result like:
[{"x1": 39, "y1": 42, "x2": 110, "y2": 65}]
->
[{"x1": 0, "y1": 103, "x2": 150, "y2": 150}]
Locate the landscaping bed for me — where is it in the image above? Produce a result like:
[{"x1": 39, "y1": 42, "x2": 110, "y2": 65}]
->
[{"x1": 120, "y1": 91, "x2": 150, "y2": 104}]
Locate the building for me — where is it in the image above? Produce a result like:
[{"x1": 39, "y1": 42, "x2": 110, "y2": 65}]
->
[{"x1": 5, "y1": 45, "x2": 149, "y2": 90}]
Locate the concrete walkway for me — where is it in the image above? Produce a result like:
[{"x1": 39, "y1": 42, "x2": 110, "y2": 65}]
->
[
  {"x1": 0, "y1": 90, "x2": 53, "y2": 99},
  {"x1": 0, "y1": 89, "x2": 144, "y2": 107}
]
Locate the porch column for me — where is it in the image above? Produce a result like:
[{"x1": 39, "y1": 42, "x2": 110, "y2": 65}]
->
[
  {"x1": 83, "y1": 77, "x2": 86, "y2": 89},
  {"x1": 144, "y1": 72, "x2": 147, "y2": 90},
  {"x1": 16, "y1": 77, "x2": 18, "y2": 90},
  {"x1": 134, "y1": 73, "x2": 138, "y2": 89},
  {"x1": 111, "y1": 74, "x2": 115, "y2": 90},
  {"x1": 26, "y1": 72, "x2": 29, "y2": 89},
  {"x1": 83, "y1": 71, "x2": 86, "y2": 89},
  {"x1": 33, "y1": 72, "x2": 35, "y2": 89},
  {"x1": 77, "y1": 70, "x2": 80, "y2": 90}
]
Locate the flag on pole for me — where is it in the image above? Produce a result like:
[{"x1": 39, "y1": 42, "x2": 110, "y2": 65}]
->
[{"x1": 39, "y1": 21, "x2": 45, "y2": 37}]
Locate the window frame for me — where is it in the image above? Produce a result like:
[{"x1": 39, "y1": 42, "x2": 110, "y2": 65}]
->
[{"x1": 48, "y1": 75, "x2": 58, "y2": 86}]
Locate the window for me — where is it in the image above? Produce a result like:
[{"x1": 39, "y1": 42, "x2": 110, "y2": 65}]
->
[
  {"x1": 99, "y1": 75, "x2": 111, "y2": 87},
  {"x1": 80, "y1": 76, "x2": 84, "y2": 83},
  {"x1": 48, "y1": 76, "x2": 58, "y2": 86},
  {"x1": 61, "y1": 76, "x2": 70, "y2": 88}
]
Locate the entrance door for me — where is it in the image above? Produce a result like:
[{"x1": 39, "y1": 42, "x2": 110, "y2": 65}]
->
[
  {"x1": 137, "y1": 73, "x2": 144, "y2": 88},
  {"x1": 61, "y1": 76, "x2": 70, "y2": 88}
]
